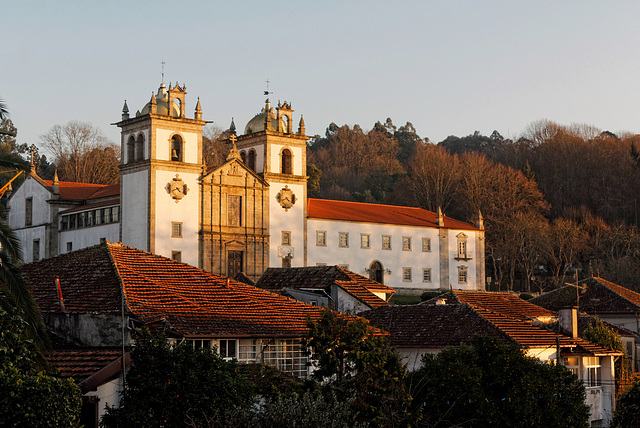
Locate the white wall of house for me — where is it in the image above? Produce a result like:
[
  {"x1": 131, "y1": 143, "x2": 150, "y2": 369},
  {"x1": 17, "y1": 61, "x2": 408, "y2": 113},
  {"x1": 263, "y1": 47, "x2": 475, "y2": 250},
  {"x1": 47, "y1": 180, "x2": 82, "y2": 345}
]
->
[
  {"x1": 8, "y1": 176, "x2": 56, "y2": 263},
  {"x1": 333, "y1": 287, "x2": 370, "y2": 314},
  {"x1": 306, "y1": 218, "x2": 481, "y2": 292},
  {"x1": 59, "y1": 223, "x2": 119, "y2": 254},
  {"x1": 155, "y1": 128, "x2": 199, "y2": 164}
]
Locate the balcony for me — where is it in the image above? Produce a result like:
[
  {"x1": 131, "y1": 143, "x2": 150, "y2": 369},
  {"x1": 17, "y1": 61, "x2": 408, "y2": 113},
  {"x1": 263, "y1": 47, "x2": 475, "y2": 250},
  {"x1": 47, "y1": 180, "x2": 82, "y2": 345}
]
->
[{"x1": 454, "y1": 251, "x2": 473, "y2": 261}]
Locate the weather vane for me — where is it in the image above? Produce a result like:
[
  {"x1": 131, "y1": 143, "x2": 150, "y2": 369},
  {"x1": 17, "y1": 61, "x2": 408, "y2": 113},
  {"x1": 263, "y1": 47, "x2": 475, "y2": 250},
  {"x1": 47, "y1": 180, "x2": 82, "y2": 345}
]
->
[
  {"x1": 161, "y1": 60, "x2": 166, "y2": 84},
  {"x1": 264, "y1": 78, "x2": 272, "y2": 97}
]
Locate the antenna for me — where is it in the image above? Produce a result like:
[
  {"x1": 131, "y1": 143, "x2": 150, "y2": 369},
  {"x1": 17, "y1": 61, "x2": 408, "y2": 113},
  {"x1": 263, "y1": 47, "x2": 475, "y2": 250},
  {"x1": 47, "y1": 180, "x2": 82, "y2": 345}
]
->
[
  {"x1": 161, "y1": 60, "x2": 166, "y2": 84},
  {"x1": 264, "y1": 78, "x2": 272, "y2": 96}
]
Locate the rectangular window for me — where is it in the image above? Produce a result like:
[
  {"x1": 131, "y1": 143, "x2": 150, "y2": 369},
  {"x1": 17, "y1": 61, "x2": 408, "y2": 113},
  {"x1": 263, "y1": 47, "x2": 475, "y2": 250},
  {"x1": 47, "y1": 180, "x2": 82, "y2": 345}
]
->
[
  {"x1": 584, "y1": 357, "x2": 601, "y2": 387},
  {"x1": 361, "y1": 233, "x2": 370, "y2": 249},
  {"x1": 172, "y1": 251, "x2": 182, "y2": 262},
  {"x1": 422, "y1": 237, "x2": 431, "y2": 252},
  {"x1": 187, "y1": 339, "x2": 211, "y2": 350},
  {"x1": 402, "y1": 236, "x2": 411, "y2": 251},
  {"x1": 219, "y1": 339, "x2": 237, "y2": 359},
  {"x1": 403, "y1": 267, "x2": 412, "y2": 282},
  {"x1": 69, "y1": 214, "x2": 76, "y2": 229},
  {"x1": 282, "y1": 231, "x2": 291, "y2": 246},
  {"x1": 25, "y1": 197, "x2": 32, "y2": 227},
  {"x1": 78, "y1": 212, "x2": 85, "y2": 228},
  {"x1": 339, "y1": 232, "x2": 349, "y2": 248},
  {"x1": 61, "y1": 216, "x2": 68, "y2": 230},
  {"x1": 103, "y1": 207, "x2": 112, "y2": 224},
  {"x1": 94, "y1": 210, "x2": 101, "y2": 225},
  {"x1": 172, "y1": 222, "x2": 183, "y2": 238},
  {"x1": 423, "y1": 268, "x2": 432, "y2": 283},
  {"x1": 66, "y1": 242, "x2": 73, "y2": 252},
  {"x1": 564, "y1": 357, "x2": 579, "y2": 376},
  {"x1": 112, "y1": 206, "x2": 120, "y2": 222},
  {"x1": 239, "y1": 339, "x2": 257, "y2": 362},
  {"x1": 458, "y1": 266, "x2": 468, "y2": 284},
  {"x1": 316, "y1": 231, "x2": 326, "y2": 246},
  {"x1": 228, "y1": 195, "x2": 242, "y2": 226},
  {"x1": 86, "y1": 210, "x2": 94, "y2": 226},
  {"x1": 32, "y1": 239, "x2": 40, "y2": 261},
  {"x1": 382, "y1": 235, "x2": 391, "y2": 250}
]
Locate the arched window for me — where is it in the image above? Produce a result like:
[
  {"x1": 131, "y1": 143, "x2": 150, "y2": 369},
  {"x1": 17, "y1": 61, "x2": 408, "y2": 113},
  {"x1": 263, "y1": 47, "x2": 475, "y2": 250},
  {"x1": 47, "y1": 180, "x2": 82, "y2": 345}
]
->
[
  {"x1": 369, "y1": 261, "x2": 384, "y2": 284},
  {"x1": 135, "y1": 134, "x2": 145, "y2": 161},
  {"x1": 248, "y1": 149, "x2": 256, "y2": 171},
  {"x1": 127, "y1": 136, "x2": 135, "y2": 164},
  {"x1": 281, "y1": 148, "x2": 292, "y2": 174},
  {"x1": 171, "y1": 135, "x2": 183, "y2": 162},
  {"x1": 240, "y1": 151, "x2": 246, "y2": 164}
]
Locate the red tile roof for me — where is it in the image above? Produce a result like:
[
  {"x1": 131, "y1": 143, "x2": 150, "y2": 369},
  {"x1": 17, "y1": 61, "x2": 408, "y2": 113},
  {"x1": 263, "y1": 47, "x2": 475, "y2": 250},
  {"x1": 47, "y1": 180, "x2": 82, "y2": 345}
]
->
[
  {"x1": 451, "y1": 290, "x2": 555, "y2": 321},
  {"x1": 108, "y1": 243, "x2": 339, "y2": 337},
  {"x1": 307, "y1": 198, "x2": 480, "y2": 230},
  {"x1": 532, "y1": 277, "x2": 640, "y2": 314},
  {"x1": 47, "y1": 348, "x2": 123, "y2": 381},
  {"x1": 22, "y1": 245, "x2": 123, "y2": 314},
  {"x1": 256, "y1": 266, "x2": 393, "y2": 309},
  {"x1": 40, "y1": 179, "x2": 110, "y2": 201},
  {"x1": 365, "y1": 293, "x2": 621, "y2": 356},
  {"x1": 23, "y1": 242, "x2": 376, "y2": 339},
  {"x1": 361, "y1": 304, "x2": 512, "y2": 349}
]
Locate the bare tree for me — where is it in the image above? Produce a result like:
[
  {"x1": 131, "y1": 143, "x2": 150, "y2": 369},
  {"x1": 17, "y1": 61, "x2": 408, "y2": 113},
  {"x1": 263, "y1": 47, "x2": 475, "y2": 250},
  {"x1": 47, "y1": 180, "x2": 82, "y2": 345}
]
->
[
  {"x1": 39, "y1": 121, "x2": 119, "y2": 184},
  {"x1": 202, "y1": 125, "x2": 230, "y2": 167},
  {"x1": 407, "y1": 143, "x2": 460, "y2": 212}
]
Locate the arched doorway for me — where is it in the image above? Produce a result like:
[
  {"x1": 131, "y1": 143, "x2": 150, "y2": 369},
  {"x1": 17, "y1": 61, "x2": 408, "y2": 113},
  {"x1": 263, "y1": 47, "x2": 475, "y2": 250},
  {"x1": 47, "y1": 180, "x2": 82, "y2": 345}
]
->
[{"x1": 369, "y1": 260, "x2": 384, "y2": 284}]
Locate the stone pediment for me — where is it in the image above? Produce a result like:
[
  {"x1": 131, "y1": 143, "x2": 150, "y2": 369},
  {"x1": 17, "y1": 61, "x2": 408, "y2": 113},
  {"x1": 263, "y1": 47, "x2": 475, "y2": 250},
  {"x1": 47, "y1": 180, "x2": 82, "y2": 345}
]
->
[{"x1": 201, "y1": 159, "x2": 268, "y2": 186}]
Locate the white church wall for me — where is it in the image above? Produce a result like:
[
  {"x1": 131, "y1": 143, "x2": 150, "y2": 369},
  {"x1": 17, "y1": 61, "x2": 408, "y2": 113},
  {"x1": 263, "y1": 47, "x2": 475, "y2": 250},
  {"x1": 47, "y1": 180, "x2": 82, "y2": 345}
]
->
[
  {"x1": 121, "y1": 171, "x2": 148, "y2": 251},
  {"x1": 155, "y1": 128, "x2": 199, "y2": 164},
  {"x1": 268, "y1": 181, "x2": 305, "y2": 268},
  {"x1": 306, "y1": 218, "x2": 444, "y2": 291},
  {"x1": 268, "y1": 143, "x2": 304, "y2": 175},
  {"x1": 59, "y1": 223, "x2": 119, "y2": 254},
  {"x1": 153, "y1": 170, "x2": 200, "y2": 266}
]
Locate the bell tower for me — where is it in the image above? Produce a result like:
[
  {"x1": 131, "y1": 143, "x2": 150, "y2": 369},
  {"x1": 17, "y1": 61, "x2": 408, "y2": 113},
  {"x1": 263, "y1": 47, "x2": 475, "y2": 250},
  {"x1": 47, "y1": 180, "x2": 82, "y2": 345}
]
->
[
  {"x1": 236, "y1": 98, "x2": 308, "y2": 268},
  {"x1": 115, "y1": 82, "x2": 206, "y2": 266}
]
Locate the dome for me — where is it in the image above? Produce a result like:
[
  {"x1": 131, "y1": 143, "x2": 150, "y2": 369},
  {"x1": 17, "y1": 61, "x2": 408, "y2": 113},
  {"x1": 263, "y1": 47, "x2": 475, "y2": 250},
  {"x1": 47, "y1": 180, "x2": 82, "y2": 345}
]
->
[
  {"x1": 243, "y1": 99, "x2": 286, "y2": 135},
  {"x1": 136, "y1": 83, "x2": 181, "y2": 117}
]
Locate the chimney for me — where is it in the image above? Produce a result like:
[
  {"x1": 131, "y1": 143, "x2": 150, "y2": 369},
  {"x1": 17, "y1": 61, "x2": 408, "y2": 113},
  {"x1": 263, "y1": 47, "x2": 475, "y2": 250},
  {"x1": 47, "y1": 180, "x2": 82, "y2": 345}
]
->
[{"x1": 558, "y1": 306, "x2": 578, "y2": 338}]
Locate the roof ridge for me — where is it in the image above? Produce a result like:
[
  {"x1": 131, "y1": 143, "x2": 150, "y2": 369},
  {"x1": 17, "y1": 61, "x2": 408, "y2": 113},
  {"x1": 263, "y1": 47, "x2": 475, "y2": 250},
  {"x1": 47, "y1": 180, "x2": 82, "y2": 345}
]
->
[
  {"x1": 594, "y1": 277, "x2": 640, "y2": 306},
  {"x1": 308, "y1": 197, "x2": 428, "y2": 212}
]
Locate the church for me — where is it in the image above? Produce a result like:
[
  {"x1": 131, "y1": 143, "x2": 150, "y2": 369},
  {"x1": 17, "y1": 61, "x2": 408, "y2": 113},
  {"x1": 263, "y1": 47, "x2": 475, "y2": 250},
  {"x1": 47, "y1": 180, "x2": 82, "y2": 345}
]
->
[{"x1": 7, "y1": 82, "x2": 485, "y2": 293}]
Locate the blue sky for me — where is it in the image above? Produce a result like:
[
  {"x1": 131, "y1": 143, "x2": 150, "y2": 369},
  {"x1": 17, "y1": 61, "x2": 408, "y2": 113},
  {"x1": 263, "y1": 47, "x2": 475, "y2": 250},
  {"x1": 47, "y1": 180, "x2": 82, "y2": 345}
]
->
[{"x1": 4, "y1": 1, "x2": 640, "y2": 153}]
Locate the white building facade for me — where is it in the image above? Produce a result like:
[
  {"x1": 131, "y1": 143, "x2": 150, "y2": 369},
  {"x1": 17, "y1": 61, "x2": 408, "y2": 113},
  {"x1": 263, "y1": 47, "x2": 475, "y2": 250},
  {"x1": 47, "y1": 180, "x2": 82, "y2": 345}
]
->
[{"x1": 7, "y1": 82, "x2": 485, "y2": 293}]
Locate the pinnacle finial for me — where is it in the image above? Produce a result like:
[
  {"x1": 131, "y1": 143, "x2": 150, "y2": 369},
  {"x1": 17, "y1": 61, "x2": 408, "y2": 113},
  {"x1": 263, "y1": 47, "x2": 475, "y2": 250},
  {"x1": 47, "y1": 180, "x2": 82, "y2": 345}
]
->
[
  {"x1": 229, "y1": 117, "x2": 236, "y2": 135},
  {"x1": 122, "y1": 100, "x2": 130, "y2": 120},
  {"x1": 53, "y1": 169, "x2": 59, "y2": 185},
  {"x1": 194, "y1": 97, "x2": 202, "y2": 120},
  {"x1": 298, "y1": 115, "x2": 306, "y2": 135}
]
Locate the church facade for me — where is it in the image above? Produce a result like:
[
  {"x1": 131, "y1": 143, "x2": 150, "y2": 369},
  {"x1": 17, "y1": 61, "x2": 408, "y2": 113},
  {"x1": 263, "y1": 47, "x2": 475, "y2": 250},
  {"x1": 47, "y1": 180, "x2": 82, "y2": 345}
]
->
[{"x1": 7, "y1": 82, "x2": 485, "y2": 293}]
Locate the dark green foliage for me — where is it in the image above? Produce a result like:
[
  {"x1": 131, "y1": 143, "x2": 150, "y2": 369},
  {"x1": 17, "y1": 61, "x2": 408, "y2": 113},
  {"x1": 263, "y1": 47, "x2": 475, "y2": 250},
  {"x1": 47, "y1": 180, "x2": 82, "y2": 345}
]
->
[
  {"x1": 0, "y1": 295, "x2": 81, "y2": 427},
  {"x1": 519, "y1": 293, "x2": 533, "y2": 300},
  {"x1": 101, "y1": 330, "x2": 254, "y2": 428},
  {"x1": 228, "y1": 390, "x2": 368, "y2": 428},
  {"x1": 409, "y1": 336, "x2": 589, "y2": 428},
  {"x1": 611, "y1": 377, "x2": 640, "y2": 428},
  {"x1": 304, "y1": 310, "x2": 413, "y2": 426},
  {"x1": 420, "y1": 291, "x2": 445, "y2": 301}
]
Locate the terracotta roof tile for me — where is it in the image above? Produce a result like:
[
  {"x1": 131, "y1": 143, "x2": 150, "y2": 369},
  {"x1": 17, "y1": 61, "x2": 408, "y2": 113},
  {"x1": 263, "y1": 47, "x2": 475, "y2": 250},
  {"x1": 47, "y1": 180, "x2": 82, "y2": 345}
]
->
[
  {"x1": 531, "y1": 277, "x2": 640, "y2": 313},
  {"x1": 47, "y1": 348, "x2": 123, "y2": 381},
  {"x1": 22, "y1": 245, "x2": 123, "y2": 314},
  {"x1": 41, "y1": 179, "x2": 110, "y2": 201},
  {"x1": 451, "y1": 290, "x2": 555, "y2": 321},
  {"x1": 361, "y1": 304, "x2": 512, "y2": 349},
  {"x1": 256, "y1": 266, "x2": 392, "y2": 309},
  {"x1": 307, "y1": 198, "x2": 480, "y2": 230}
]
